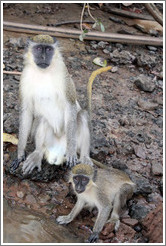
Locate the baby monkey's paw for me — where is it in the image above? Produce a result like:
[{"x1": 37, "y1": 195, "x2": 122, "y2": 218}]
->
[
  {"x1": 56, "y1": 215, "x2": 71, "y2": 225},
  {"x1": 86, "y1": 232, "x2": 99, "y2": 243},
  {"x1": 108, "y1": 214, "x2": 120, "y2": 232}
]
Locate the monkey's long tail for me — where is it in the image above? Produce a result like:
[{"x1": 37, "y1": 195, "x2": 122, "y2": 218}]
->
[
  {"x1": 91, "y1": 158, "x2": 109, "y2": 169},
  {"x1": 87, "y1": 66, "x2": 112, "y2": 117}
]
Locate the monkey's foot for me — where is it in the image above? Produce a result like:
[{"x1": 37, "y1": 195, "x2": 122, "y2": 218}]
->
[
  {"x1": 108, "y1": 215, "x2": 120, "y2": 232},
  {"x1": 66, "y1": 155, "x2": 77, "y2": 168},
  {"x1": 22, "y1": 151, "x2": 42, "y2": 175},
  {"x1": 86, "y1": 232, "x2": 99, "y2": 243},
  {"x1": 10, "y1": 155, "x2": 25, "y2": 171},
  {"x1": 79, "y1": 156, "x2": 93, "y2": 166},
  {"x1": 56, "y1": 215, "x2": 71, "y2": 225}
]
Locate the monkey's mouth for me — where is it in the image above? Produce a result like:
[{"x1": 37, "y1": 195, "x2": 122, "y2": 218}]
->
[
  {"x1": 37, "y1": 63, "x2": 49, "y2": 69},
  {"x1": 76, "y1": 189, "x2": 85, "y2": 194}
]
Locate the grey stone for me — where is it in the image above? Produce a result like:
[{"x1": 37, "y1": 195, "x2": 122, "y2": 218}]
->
[
  {"x1": 151, "y1": 161, "x2": 163, "y2": 176},
  {"x1": 137, "y1": 98, "x2": 158, "y2": 110},
  {"x1": 134, "y1": 145, "x2": 146, "y2": 159},
  {"x1": 110, "y1": 49, "x2": 136, "y2": 64},
  {"x1": 130, "y1": 204, "x2": 150, "y2": 220},
  {"x1": 134, "y1": 74, "x2": 156, "y2": 92}
]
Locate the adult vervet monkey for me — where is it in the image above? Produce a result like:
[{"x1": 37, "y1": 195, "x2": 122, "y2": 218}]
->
[
  {"x1": 11, "y1": 34, "x2": 92, "y2": 174},
  {"x1": 11, "y1": 34, "x2": 111, "y2": 174}
]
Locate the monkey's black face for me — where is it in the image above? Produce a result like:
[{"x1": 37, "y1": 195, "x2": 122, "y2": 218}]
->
[
  {"x1": 73, "y1": 175, "x2": 89, "y2": 194},
  {"x1": 32, "y1": 44, "x2": 54, "y2": 68}
]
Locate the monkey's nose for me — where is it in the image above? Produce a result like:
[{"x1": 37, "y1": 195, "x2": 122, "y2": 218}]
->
[
  {"x1": 76, "y1": 187, "x2": 84, "y2": 194},
  {"x1": 42, "y1": 53, "x2": 46, "y2": 60},
  {"x1": 76, "y1": 189, "x2": 82, "y2": 194}
]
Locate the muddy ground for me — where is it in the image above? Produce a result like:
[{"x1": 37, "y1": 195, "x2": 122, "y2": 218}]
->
[{"x1": 3, "y1": 3, "x2": 163, "y2": 244}]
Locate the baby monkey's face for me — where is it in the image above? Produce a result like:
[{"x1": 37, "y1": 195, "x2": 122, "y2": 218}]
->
[{"x1": 73, "y1": 174, "x2": 90, "y2": 194}]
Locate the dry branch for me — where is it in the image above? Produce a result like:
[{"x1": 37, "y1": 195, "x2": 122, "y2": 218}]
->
[
  {"x1": 102, "y1": 6, "x2": 154, "y2": 20},
  {"x1": 3, "y1": 70, "x2": 22, "y2": 75},
  {"x1": 144, "y1": 3, "x2": 163, "y2": 26},
  {"x1": 3, "y1": 21, "x2": 163, "y2": 46},
  {"x1": 53, "y1": 20, "x2": 94, "y2": 27}
]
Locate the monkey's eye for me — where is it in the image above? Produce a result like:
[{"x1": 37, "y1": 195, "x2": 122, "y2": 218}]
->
[
  {"x1": 36, "y1": 46, "x2": 42, "y2": 51},
  {"x1": 73, "y1": 176, "x2": 79, "y2": 183},
  {"x1": 46, "y1": 47, "x2": 53, "y2": 52},
  {"x1": 46, "y1": 47, "x2": 52, "y2": 51},
  {"x1": 82, "y1": 177, "x2": 89, "y2": 184}
]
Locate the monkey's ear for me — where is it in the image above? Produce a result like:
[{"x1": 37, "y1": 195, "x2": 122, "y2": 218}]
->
[
  {"x1": 52, "y1": 36, "x2": 57, "y2": 44},
  {"x1": 26, "y1": 37, "x2": 34, "y2": 47}
]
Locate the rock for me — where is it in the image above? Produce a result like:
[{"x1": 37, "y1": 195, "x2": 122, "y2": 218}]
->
[
  {"x1": 110, "y1": 49, "x2": 136, "y2": 64},
  {"x1": 107, "y1": 45, "x2": 112, "y2": 52},
  {"x1": 111, "y1": 66, "x2": 118, "y2": 73},
  {"x1": 147, "y1": 192, "x2": 163, "y2": 203},
  {"x1": 136, "y1": 132, "x2": 151, "y2": 144},
  {"x1": 129, "y1": 204, "x2": 150, "y2": 220},
  {"x1": 119, "y1": 144, "x2": 134, "y2": 156},
  {"x1": 25, "y1": 194, "x2": 37, "y2": 204},
  {"x1": 151, "y1": 161, "x2": 163, "y2": 176},
  {"x1": 16, "y1": 191, "x2": 25, "y2": 199},
  {"x1": 141, "y1": 203, "x2": 163, "y2": 243},
  {"x1": 111, "y1": 160, "x2": 128, "y2": 171},
  {"x1": 134, "y1": 145, "x2": 146, "y2": 159},
  {"x1": 3, "y1": 113, "x2": 19, "y2": 133},
  {"x1": 137, "y1": 53, "x2": 156, "y2": 68},
  {"x1": 134, "y1": 74, "x2": 155, "y2": 92},
  {"x1": 85, "y1": 46, "x2": 97, "y2": 55},
  {"x1": 38, "y1": 194, "x2": 51, "y2": 204},
  {"x1": 8, "y1": 37, "x2": 25, "y2": 48},
  {"x1": 115, "y1": 223, "x2": 136, "y2": 242},
  {"x1": 147, "y1": 46, "x2": 157, "y2": 51},
  {"x1": 103, "y1": 49, "x2": 110, "y2": 54},
  {"x1": 121, "y1": 218, "x2": 138, "y2": 227},
  {"x1": 115, "y1": 43, "x2": 124, "y2": 50},
  {"x1": 134, "y1": 224, "x2": 142, "y2": 232},
  {"x1": 101, "y1": 223, "x2": 115, "y2": 236},
  {"x1": 134, "y1": 177, "x2": 152, "y2": 195},
  {"x1": 91, "y1": 43, "x2": 98, "y2": 50},
  {"x1": 137, "y1": 98, "x2": 158, "y2": 111},
  {"x1": 97, "y1": 41, "x2": 108, "y2": 49}
]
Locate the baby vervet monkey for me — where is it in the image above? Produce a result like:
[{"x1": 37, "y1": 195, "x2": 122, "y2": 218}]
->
[
  {"x1": 56, "y1": 164, "x2": 136, "y2": 243},
  {"x1": 10, "y1": 34, "x2": 111, "y2": 174}
]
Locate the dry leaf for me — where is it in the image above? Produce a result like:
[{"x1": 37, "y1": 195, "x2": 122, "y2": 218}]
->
[
  {"x1": 82, "y1": 23, "x2": 92, "y2": 30},
  {"x1": 93, "y1": 57, "x2": 107, "y2": 67},
  {"x1": 125, "y1": 19, "x2": 163, "y2": 34},
  {"x1": 3, "y1": 133, "x2": 18, "y2": 145}
]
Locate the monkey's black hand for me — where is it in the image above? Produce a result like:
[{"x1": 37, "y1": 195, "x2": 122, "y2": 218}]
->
[
  {"x1": 86, "y1": 232, "x2": 99, "y2": 243},
  {"x1": 10, "y1": 155, "x2": 26, "y2": 171},
  {"x1": 66, "y1": 155, "x2": 77, "y2": 168}
]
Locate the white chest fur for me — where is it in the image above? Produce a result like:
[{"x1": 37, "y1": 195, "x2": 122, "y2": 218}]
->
[
  {"x1": 78, "y1": 186, "x2": 100, "y2": 209},
  {"x1": 21, "y1": 64, "x2": 67, "y2": 135}
]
